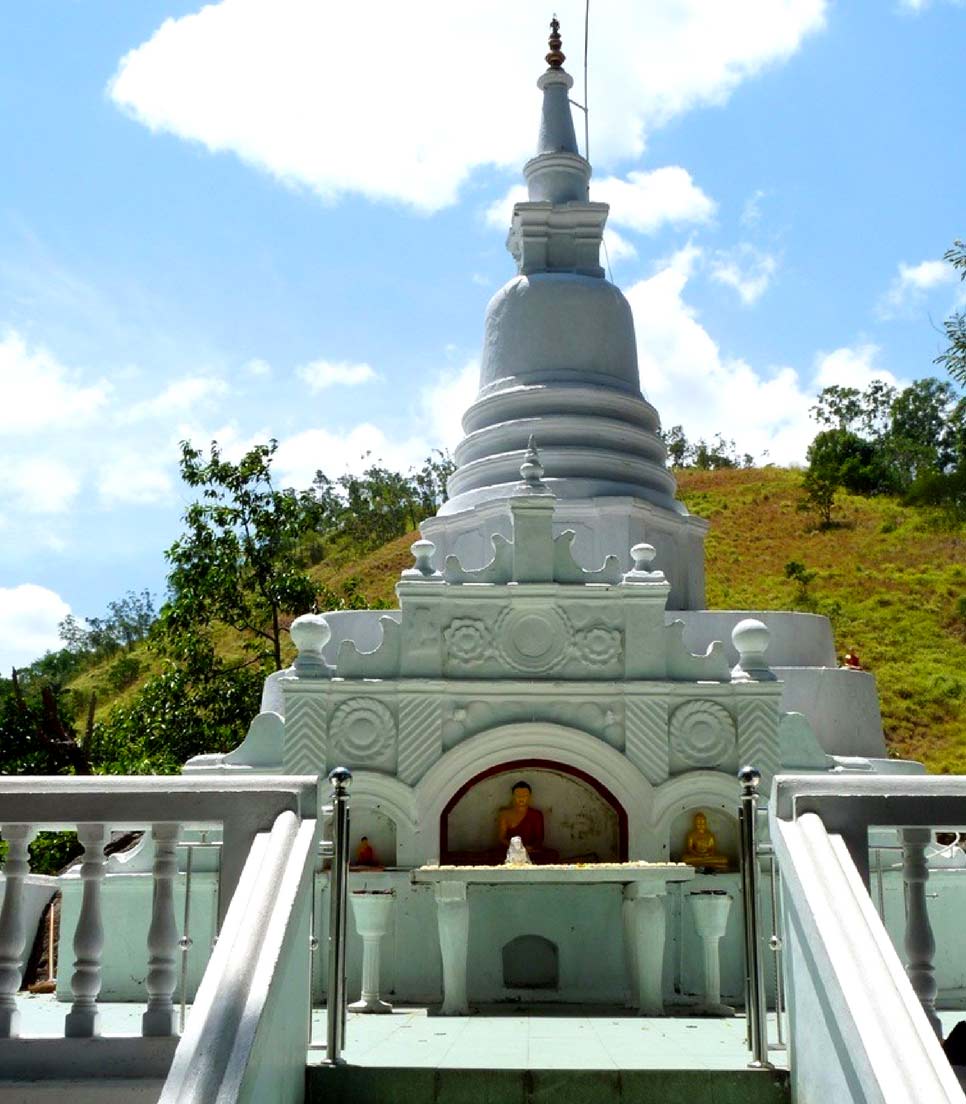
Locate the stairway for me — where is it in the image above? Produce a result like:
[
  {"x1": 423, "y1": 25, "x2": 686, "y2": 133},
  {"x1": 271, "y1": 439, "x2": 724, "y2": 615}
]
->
[{"x1": 307, "y1": 1065, "x2": 790, "y2": 1104}]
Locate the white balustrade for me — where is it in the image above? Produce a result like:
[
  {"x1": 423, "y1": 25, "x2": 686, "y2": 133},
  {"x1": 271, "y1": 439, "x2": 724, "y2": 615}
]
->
[
  {"x1": 0, "y1": 772, "x2": 317, "y2": 1099},
  {"x1": 143, "y1": 823, "x2": 181, "y2": 1037},
  {"x1": 901, "y1": 826, "x2": 941, "y2": 1038},
  {"x1": 64, "y1": 822, "x2": 108, "y2": 1038},
  {"x1": 0, "y1": 824, "x2": 32, "y2": 1038},
  {"x1": 771, "y1": 774, "x2": 966, "y2": 1103}
]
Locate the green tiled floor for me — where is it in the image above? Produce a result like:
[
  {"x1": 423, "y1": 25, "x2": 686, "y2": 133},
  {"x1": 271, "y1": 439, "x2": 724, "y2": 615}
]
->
[{"x1": 307, "y1": 1005, "x2": 790, "y2": 1071}]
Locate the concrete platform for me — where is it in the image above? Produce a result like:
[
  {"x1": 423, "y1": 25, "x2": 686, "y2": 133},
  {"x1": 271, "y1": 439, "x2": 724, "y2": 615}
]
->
[{"x1": 307, "y1": 1005, "x2": 789, "y2": 1071}]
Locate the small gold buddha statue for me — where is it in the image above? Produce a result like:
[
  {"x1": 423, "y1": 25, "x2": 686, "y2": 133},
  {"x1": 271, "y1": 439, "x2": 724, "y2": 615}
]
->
[{"x1": 681, "y1": 811, "x2": 730, "y2": 871}]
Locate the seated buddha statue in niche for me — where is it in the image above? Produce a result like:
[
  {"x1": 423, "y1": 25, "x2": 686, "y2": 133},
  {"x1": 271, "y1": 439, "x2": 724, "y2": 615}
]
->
[
  {"x1": 681, "y1": 811, "x2": 730, "y2": 871},
  {"x1": 496, "y1": 780, "x2": 559, "y2": 864}
]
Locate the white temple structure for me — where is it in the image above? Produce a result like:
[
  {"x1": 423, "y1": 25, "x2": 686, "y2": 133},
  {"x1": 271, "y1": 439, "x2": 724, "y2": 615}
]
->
[{"x1": 2, "y1": 18, "x2": 964, "y2": 1104}]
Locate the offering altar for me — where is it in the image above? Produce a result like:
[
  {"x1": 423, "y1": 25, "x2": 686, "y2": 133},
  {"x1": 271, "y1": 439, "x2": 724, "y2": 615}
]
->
[{"x1": 413, "y1": 861, "x2": 695, "y2": 1015}]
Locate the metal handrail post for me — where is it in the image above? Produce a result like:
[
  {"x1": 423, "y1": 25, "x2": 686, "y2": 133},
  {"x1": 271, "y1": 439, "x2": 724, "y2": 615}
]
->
[
  {"x1": 323, "y1": 767, "x2": 352, "y2": 1066},
  {"x1": 739, "y1": 766, "x2": 772, "y2": 1070}
]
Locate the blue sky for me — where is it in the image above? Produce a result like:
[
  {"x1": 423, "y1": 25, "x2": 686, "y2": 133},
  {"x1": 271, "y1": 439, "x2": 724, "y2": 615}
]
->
[{"x1": 1, "y1": 0, "x2": 964, "y2": 669}]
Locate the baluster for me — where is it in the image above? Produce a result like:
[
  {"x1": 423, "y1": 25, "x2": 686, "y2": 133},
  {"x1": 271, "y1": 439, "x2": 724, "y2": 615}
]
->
[
  {"x1": 143, "y1": 824, "x2": 181, "y2": 1036},
  {"x1": 65, "y1": 823, "x2": 108, "y2": 1038},
  {"x1": 901, "y1": 827, "x2": 942, "y2": 1038},
  {"x1": 0, "y1": 825, "x2": 32, "y2": 1038}
]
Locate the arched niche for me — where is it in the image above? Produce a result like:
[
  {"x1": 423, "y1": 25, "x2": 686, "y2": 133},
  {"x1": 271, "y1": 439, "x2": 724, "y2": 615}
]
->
[
  {"x1": 503, "y1": 935, "x2": 559, "y2": 990},
  {"x1": 347, "y1": 771, "x2": 419, "y2": 868},
  {"x1": 668, "y1": 806, "x2": 738, "y2": 868},
  {"x1": 414, "y1": 723, "x2": 658, "y2": 863},
  {"x1": 652, "y1": 771, "x2": 740, "y2": 863},
  {"x1": 349, "y1": 809, "x2": 398, "y2": 868},
  {"x1": 440, "y1": 759, "x2": 627, "y2": 864}
]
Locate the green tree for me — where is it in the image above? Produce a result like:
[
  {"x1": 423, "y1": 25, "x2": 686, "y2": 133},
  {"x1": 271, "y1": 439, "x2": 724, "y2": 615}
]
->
[
  {"x1": 936, "y1": 240, "x2": 966, "y2": 387},
  {"x1": 784, "y1": 560, "x2": 817, "y2": 602},
  {"x1": 885, "y1": 378, "x2": 959, "y2": 488},
  {"x1": 662, "y1": 425, "x2": 691, "y2": 467},
  {"x1": 0, "y1": 668, "x2": 92, "y2": 775},
  {"x1": 811, "y1": 382, "x2": 896, "y2": 438},
  {"x1": 164, "y1": 439, "x2": 320, "y2": 671}
]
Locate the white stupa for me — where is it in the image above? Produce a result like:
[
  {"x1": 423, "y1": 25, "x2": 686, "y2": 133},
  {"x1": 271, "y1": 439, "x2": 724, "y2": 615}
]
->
[{"x1": 423, "y1": 19, "x2": 708, "y2": 609}]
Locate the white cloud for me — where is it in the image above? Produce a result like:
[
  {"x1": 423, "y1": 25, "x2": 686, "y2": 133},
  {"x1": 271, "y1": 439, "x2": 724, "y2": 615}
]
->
[
  {"x1": 485, "y1": 167, "x2": 714, "y2": 237},
  {"x1": 420, "y1": 360, "x2": 480, "y2": 451},
  {"x1": 897, "y1": 0, "x2": 965, "y2": 11},
  {"x1": 595, "y1": 168, "x2": 715, "y2": 233},
  {"x1": 877, "y1": 258, "x2": 957, "y2": 318},
  {"x1": 709, "y1": 244, "x2": 778, "y2": 305},
  {"x1": 295, "y1": 359, "x2": 377, "y2": 392},
  {"x1": 603, "y1": 229, "x2": 638, "y2": 267},
  {"x1": 7, "y1": 458, "x2": 82, "y2": 514},
  {"x1": 740, "y1": 189, "x2": 768, "y2": 226},
  {"x1": 97, "y1": 456, "x2": 174, "y2": 506},
  {"x1": 813, "y1": 344, "x2": 903, "y2": 392},
  {"x1": 274, "y1": 424, "x2": 430, "y2": 488},
  {"x1": 0, "y1": 330, "x2": 110, "y2": 434},
  {"x1": 626, "y1": 245, "x2": 816, "y2": 463},
  {"x1": 109, "y1": 0, "x2": 826, "y2": 212},
  {"x1": 274, "y1": 359, "x2": 479, "y2": 487},
  {"x1": 0, "y1": 584, "x2": 72, "y2": 672},
  {"x1": 244, "y1": 357, "x2": 272, "y2": 377},
  {"x1": 121, "y1": 375, "x2": 228, "y2": 422},
  {"x1": 484, "y1": 185, "x2": 527, "y2": 230}
]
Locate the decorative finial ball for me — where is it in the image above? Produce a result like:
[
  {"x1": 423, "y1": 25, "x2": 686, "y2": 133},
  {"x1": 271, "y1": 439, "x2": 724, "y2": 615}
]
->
[
  {"x1": 732, "y1": 618, "x2": 770, "y2": 659},
  {"x1": 410, "y1": 539, "x2": 437, "y2": 576},
  {"x1": 329, "y1": 766, "x2": 353, "y2": 789},
  {"x1": 290, "y1": 612, "x2": 331, "y2": 656},
  {"x1": 738, "y1": 765, "x2": 761, "y2": 788},
  {"x1": 630, "y1": 543, "x2": 657, "y2": 571}
]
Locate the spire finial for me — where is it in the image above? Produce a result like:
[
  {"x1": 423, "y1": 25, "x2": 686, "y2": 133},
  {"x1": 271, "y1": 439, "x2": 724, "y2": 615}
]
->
[
  {"x1": 546, "y1": 15, "x2": 565, "y2": 69},
  {"x1": 520, "y1": 435, "x2": 547, "y2": 489}
]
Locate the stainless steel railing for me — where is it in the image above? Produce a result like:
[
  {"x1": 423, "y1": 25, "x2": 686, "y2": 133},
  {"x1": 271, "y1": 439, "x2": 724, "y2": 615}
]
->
[
  {"x1": 322, "y1": 767, "x2": 352, "y2": 1066},
  {"x1": 738, "y1": 765, "x2": 772, "y2": 1070}
]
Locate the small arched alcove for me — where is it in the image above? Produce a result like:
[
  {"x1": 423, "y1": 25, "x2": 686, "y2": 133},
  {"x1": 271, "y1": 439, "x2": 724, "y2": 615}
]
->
[
  {"x1": 440, "y1": 758, "x2": 627, "y2": 864},
  {"x1": 669, "y1": 807, "x2": 738, "y2": 869},
  {"x1": 502, "y1": 935, "x2": 559, "y2": 990},
  {"x1": 349, "y1": 808, "x2": 397, "y2": 868}
]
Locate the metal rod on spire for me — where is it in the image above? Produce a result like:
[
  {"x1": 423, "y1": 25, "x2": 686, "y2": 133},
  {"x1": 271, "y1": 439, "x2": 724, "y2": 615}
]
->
[{"x1": 583, "y1": 0, "x2": 590, "y2": 164}]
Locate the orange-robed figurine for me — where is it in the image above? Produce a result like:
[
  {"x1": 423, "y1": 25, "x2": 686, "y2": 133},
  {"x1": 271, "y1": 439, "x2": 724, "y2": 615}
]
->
[{"x1": 496, "y1": 780, "x2": 559, "y2": 863}]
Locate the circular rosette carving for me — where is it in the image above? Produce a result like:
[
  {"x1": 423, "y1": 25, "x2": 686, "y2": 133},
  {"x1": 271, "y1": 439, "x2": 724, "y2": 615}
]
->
[
  {"x1": 329, "y1": 698, "x2": 395, "y2": 761},
  {"x1": 443, "y1": 617, "x2": 493, "y2": 665},
  {"x1": 669, "y1": 700, "x2": 736, "y2": 769},
  {"x1": 574, "y1": 625, "x2": 622, "y2": 667},
  {"x1": 496, "y1": 607, "x2": 570, "y2": 673}
]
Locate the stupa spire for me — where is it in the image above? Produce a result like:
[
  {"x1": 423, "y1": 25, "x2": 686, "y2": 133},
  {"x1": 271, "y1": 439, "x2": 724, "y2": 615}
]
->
[
  {"x1": 422, "y1": 11, "x2": 709, "y2": 613},
  {"x1": 534, "y1": 17, "x2": 581, "y2": 164}
]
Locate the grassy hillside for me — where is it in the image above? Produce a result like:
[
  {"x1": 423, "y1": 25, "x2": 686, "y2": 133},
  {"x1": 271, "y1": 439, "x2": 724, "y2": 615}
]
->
[
  {"x1": 69, "y1": 467, "x2": 966, "y2": 773},
  {"x1": 676, "y1": 467, "x2": 966, "y2": 773}
]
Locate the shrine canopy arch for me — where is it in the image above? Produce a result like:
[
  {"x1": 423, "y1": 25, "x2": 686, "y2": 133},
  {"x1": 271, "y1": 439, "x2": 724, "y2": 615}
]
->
[
  {"x1": 441, "y1": 757, "x2": 628, "y2": 862},
  {"x1": 413, "y1": 723, "x2": 659, "y2": 864}
]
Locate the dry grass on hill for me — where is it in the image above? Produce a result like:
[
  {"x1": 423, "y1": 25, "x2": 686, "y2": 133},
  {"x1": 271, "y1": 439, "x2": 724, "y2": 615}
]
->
[{"x1": 675, "y1": 467, "x2": 966, "y2": 773}]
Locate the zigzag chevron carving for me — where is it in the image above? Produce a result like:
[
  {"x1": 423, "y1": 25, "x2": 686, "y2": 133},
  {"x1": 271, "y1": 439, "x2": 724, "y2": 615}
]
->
[
  {"x1": 736, "y1": 697, "x2": 780, "y2": 788},
  {"x1": 283, "y1": 691, "x2": 327, "y2": 775},
  {"x1": 397, "y1": 696, "x2": 442, "y2": 785},
  {"x1": 625, "y1": 697, "x2": 669, "y2": 784}
]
